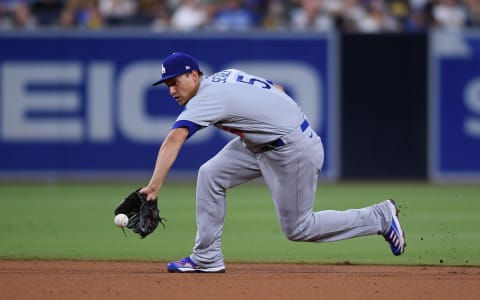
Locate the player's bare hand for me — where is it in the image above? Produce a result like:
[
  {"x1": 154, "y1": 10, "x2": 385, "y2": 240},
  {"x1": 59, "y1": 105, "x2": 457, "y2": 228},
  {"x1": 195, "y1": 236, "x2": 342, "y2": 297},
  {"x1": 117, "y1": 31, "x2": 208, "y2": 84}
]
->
[{"x1": 139, "y1": 186, "x2": 158, "y2": 201}]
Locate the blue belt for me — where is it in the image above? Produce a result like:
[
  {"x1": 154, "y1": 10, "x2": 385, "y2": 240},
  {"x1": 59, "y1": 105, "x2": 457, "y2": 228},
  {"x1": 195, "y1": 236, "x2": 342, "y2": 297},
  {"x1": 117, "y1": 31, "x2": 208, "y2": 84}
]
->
[{"x1": 269, "y1": 120, "x2": 309, "y2": 148}]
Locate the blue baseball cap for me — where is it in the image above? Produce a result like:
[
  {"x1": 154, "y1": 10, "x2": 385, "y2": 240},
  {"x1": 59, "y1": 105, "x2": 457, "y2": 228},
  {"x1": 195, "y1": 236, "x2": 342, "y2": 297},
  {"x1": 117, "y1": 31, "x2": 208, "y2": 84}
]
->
[{"x1": 152, "y1": 52, "x2": 200, "y2": 86}]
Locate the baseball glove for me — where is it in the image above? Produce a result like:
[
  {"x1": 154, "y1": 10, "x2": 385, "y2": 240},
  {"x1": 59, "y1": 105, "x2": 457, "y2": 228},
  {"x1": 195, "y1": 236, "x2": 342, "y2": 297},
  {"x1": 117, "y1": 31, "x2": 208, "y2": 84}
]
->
[{"x1": 114, "y1": 188, "x2": 166, "y2": 238}]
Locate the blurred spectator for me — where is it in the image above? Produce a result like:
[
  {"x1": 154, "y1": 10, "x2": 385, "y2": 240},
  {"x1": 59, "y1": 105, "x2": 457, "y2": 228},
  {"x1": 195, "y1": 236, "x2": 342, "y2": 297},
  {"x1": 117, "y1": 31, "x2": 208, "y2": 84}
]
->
[
  {"x1": 1, "y1": 0, "x2": 480, "y2": 32},
  {"x1": 465, "y1": 0, "x2": 480, "y2": 27},
  {"x1": 0, "y1": 0, "x2": 37, "y2": 29},
  {"x1": 98, "y1": 0, "x2": 137, "y2": 26},
  {"x1": 388, "y1": 0, "x2": 410, "y2": 26},
  {"x1": 322, "y1": 0, "x2": 344, "y2": 15},
  {"x1": 59, "y1": 0, "x2": 103, "y2": 29},
  {"x1": 431, "y1": 0, "x2": 468, "y2": 29},
  {"x1": 262, "y1": 0, "x2": 290, "y2": 29},
  {"x1": 12, "y1": 0, "x2": 35, "y2": 28},
  {"x1": 410, "y1": 0, "x2": 429, "y2": 11},
  {"x1": 243, "y1": 0, "x2": 270, "y2": 25},
  {"x1": 404, "y1": 6, "x2": 429, "y2": 31},
  {"x1": 123, "y1": 0, "x2": 164, "y2": 27},
  {"x1": 289, "y1": 0, "x2": 335, "y2": 31},
  {"x1": 355, "y1": 0, "x2": 400, "y2": 32},
  {"x1": 170, "y1": 0, "x2": 208, "y2": 31},
  {"x1": 148, "y1": 0, "x2": 171, "y2": 31},
  {"x1": 209, "y1": 0, "x2": 256, "y2": 31},
  {"x1": 336, "y1": 0, "x2": 367, "y2": 31}
]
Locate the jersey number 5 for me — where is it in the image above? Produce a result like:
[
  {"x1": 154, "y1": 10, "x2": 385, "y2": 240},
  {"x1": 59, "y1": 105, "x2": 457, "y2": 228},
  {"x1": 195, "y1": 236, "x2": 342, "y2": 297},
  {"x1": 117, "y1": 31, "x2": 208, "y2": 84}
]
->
[{"x1": 236, "y1": 75, "x2": 272, "y2": 89}]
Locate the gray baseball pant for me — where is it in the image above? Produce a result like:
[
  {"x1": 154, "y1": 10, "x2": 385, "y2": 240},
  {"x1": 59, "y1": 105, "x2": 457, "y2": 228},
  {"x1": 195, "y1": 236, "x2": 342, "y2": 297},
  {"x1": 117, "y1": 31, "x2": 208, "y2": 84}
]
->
[{"x1": 191, "y1": 125, "x2": 392, "y2": 267}]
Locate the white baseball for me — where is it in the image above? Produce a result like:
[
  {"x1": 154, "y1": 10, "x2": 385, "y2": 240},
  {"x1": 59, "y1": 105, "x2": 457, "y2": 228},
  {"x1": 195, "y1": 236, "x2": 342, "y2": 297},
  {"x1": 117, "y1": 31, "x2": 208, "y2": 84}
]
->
[{"x1": 114, "y1": 214, "x2": 129, "y2": 227}]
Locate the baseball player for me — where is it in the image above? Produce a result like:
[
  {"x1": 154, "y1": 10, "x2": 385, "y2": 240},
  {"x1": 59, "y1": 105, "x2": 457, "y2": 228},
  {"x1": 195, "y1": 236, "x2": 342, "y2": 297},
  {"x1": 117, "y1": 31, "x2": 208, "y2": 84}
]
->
[{"x1": 140, "y1": 52, "x2": 406, "y2": 273}]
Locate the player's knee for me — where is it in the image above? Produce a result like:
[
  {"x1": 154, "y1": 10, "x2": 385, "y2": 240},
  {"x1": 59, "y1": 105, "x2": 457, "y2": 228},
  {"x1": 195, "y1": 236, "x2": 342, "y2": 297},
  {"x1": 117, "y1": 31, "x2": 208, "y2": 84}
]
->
[
  {"x1": 198, "y1": 161, "x2": 218, "y2": 182},
  {"x1": 198, "y1": 161, "x2": 226, "y2": 191},
  {"x1": 282, "y1": 225, "x2": 309, "y2": 241},
  {"x1": 198, "y1": 162, "x2": 210, "y2": 178}
]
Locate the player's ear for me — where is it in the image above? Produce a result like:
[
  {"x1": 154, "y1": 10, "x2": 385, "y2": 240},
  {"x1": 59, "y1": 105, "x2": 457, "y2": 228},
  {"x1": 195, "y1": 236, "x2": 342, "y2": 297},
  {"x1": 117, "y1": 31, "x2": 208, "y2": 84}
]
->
[{"x1": 191, "y1": 70, "x2": 201, "y2": 82}]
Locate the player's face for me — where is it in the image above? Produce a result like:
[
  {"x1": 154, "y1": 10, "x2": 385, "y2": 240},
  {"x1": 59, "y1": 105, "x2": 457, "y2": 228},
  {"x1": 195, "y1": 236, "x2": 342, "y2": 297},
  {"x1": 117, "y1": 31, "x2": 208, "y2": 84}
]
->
[{"x1": 165, "y1": 71, "x2": 200, "y2": 106}]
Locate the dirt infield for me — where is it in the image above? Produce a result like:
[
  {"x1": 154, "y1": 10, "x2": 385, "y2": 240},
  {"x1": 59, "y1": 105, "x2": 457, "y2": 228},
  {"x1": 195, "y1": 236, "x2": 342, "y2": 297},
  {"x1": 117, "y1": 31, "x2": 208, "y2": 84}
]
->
[{"x1": 1, "y1": 260, "x2": 479, "y2": 300}]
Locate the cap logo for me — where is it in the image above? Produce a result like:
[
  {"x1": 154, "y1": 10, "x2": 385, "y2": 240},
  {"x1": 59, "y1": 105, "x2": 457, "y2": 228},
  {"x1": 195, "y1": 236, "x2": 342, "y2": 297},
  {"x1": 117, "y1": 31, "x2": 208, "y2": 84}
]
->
[
  {"x1": 185, "y1": 66, "x2": 191, "y2": 70},
  {"x1": 161, "y1": 64, "x2": 166, "y2": 74}
]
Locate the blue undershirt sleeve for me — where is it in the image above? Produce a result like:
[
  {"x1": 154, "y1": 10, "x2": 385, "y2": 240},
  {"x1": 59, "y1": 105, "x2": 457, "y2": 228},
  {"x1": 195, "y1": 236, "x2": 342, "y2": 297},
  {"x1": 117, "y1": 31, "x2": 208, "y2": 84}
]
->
[{"x1": 172, "y1": 120, "x2": 202, "y2": 139}]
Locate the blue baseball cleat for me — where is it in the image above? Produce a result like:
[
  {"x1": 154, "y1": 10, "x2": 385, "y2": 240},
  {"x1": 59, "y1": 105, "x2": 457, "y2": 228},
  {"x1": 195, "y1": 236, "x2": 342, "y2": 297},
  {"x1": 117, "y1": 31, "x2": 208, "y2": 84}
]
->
[
  {"x1": 383, "y1": 199, "x2": 406, "y2": 256},
  {"x1": 167, "y1": 256, "x2": 226, "y2": 273}
]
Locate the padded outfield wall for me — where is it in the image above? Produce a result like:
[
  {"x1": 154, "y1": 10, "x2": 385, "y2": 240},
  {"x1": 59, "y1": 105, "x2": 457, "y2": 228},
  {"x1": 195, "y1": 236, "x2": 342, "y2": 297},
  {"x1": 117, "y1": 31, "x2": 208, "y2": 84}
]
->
[
  {"x1": 1, "y1": 30, "x2": 479, "y2": 182},
  {"x1": 0, "y1": 31, "x2": 338, "y2": 181}
]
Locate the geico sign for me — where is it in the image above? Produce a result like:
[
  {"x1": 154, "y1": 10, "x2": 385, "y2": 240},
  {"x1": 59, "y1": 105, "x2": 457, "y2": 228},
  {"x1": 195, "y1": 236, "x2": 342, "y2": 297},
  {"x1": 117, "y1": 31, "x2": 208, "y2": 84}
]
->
[{"x1": 1, "y1": 61, "x2": 323, "y2": 143}]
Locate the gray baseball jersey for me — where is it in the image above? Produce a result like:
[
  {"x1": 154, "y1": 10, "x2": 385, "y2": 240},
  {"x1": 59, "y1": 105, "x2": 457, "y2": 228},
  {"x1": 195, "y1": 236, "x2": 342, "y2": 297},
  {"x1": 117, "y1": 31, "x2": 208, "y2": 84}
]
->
[
  {"x1": 172, "y1": 69, "x2": 395, "y2": 268},
  {"x1": 174, "y1": 69, "x2": 304, "y2": 148}
]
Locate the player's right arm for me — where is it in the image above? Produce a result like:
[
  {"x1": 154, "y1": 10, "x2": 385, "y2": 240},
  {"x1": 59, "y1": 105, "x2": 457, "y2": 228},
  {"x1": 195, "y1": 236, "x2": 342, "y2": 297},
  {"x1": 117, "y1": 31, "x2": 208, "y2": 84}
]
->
[{"x1": 140, "y1": 127, "x2": 189, "y2": 200}]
